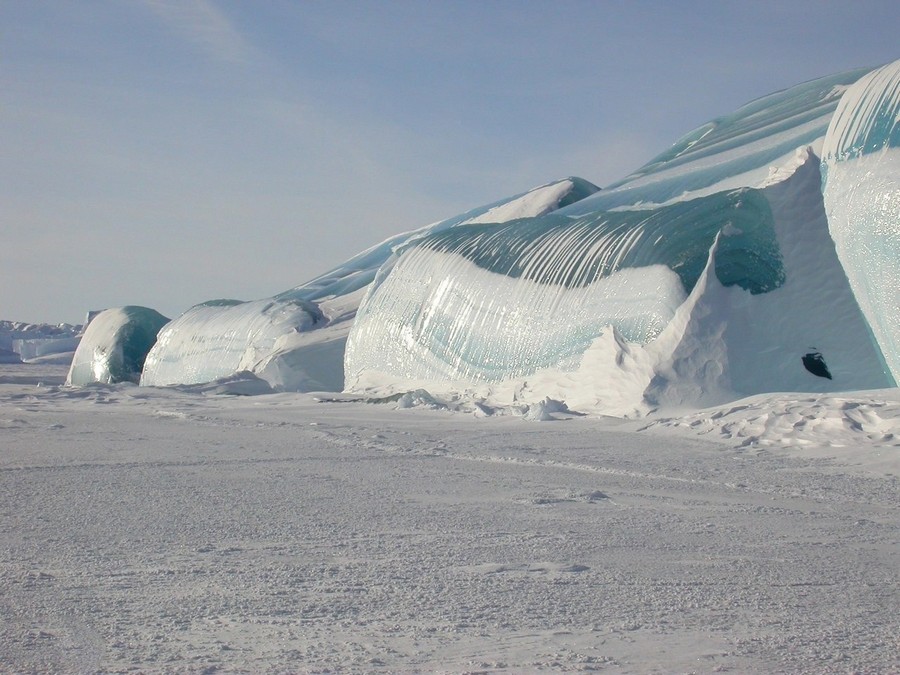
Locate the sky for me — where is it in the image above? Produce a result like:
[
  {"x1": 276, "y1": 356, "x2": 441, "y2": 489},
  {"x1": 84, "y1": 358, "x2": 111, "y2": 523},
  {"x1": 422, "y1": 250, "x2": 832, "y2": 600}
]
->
[{"x1": 3, "y1": 1, "x2": 899, "y2": 325}]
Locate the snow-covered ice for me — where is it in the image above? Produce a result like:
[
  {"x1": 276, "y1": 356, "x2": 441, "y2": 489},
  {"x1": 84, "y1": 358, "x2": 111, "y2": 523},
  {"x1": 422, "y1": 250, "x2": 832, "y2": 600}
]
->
[{"x1": 0, "y1": 363, "x2": 897, "y2": 673}]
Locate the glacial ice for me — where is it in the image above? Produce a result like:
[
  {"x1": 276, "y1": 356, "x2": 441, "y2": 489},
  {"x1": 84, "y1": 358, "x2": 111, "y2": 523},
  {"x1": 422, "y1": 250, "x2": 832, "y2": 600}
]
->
[
  {"x1": 104, "y1": 61, "x2": 900, "y2": 414},
  {"x1": 67, "y1": 306, "x2": 170, "y2": 385},
  {"x1": 822, "y1": 59, "x2": 900, "y2": 382}
]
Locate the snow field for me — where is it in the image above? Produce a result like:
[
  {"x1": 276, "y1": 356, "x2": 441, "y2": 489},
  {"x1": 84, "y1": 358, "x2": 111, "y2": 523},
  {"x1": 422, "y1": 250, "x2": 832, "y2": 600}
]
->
[{"x1": 1, "y1": 364, "x2": 897, "y2": 673}]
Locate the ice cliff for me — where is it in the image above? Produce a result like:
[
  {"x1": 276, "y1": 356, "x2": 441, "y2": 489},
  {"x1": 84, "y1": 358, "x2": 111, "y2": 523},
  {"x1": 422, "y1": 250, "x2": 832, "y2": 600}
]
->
[{"x1": 93, "y1": 60, "x2": 900, "y2": 415}]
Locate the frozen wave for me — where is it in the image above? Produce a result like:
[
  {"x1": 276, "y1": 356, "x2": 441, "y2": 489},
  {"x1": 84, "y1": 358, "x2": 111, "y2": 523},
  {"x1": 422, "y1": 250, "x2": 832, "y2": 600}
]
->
[
  {"x1": 346, "y1": 148, "x2": 892, "y2": 412},
  {"x1": 822, "y1": 59, "x2": 900, "y2": 382},
  {"x1": 139, "y1": 179, "x2": 597, "y2": 390},
  {"x1": 71, "y1": 60, "x2": 900, "y2": 416}
]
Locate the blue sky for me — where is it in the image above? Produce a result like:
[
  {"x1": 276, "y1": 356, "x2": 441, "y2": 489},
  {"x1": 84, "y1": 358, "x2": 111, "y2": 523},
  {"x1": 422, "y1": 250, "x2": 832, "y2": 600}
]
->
[{"x1": 3, "y1": 0, "x2": 899, "y2": 324}]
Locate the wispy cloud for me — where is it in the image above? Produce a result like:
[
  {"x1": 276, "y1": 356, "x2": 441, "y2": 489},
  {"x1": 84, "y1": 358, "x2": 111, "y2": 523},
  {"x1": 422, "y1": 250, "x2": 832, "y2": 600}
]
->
[{"x1": 139, "y1": 0, "x2": 256, "y2": 65}]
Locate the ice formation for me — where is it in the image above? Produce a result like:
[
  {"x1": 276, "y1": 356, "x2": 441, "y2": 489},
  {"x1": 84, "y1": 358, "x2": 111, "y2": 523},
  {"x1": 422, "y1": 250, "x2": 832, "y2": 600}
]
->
[
  {"x1": 67, "y1": 306, "x2": 170, "y2": 385},
  {"x1": 345, "y1": 64, "x2": 898, "y2": 411},
  {"x1": 1, "y1": 320, "x2": 82, "y2": 364},
  {"x1": 821, "y1": 59, "x2": 900, "y2": 382},
  {"x1": 140, "y1": 298, "x2": 322, "y2": 387},
  {"x1": 102, "y1": 60, "x2": 900, "y2": 415},
  {"x1": 139, "y1": 178, "x2": 597, "y2": 391}
]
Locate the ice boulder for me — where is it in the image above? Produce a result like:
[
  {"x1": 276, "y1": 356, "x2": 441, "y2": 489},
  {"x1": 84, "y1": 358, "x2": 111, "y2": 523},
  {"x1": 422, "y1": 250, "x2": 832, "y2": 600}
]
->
[
  {"x1": 822, "y1": 59, "x2": 900, "y2": 383},
  {"x1": 140, "y1": 298, "x2": 325, "y2": 387},
  {"x1": 67, "y1": 306, "x2": 170, "y2": 385}
]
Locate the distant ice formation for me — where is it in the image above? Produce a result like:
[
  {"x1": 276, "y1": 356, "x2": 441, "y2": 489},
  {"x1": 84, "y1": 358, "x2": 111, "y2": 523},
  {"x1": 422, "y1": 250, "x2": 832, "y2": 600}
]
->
[
  {"x1": 1, "y1": 320, "x2": 82, "y2": 364},
  {"x1": 66, "y1": 61, "x2": 900, "y2": 416},
  {"x1": 67, "y1": 307, "x2": 169, "y2": 385}
]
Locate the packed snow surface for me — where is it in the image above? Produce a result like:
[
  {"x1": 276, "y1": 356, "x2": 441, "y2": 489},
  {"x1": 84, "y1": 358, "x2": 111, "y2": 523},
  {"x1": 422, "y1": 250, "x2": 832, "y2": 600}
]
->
[{"x1": 0, "y1": 364, "x2": 897, "y2": 673}]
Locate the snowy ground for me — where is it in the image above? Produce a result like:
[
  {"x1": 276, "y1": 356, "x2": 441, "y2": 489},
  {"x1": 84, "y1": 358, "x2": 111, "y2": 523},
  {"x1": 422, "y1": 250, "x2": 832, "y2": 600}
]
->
[{"x1": 1, "y1": 364, "x2": 897, "y2": 674}]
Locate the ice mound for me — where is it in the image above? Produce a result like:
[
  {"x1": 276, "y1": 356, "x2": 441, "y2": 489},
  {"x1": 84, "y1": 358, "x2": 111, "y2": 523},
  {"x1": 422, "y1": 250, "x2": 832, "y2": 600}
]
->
[{"x1": 67, "y1": 307, "x2": 170, "y2": 385}]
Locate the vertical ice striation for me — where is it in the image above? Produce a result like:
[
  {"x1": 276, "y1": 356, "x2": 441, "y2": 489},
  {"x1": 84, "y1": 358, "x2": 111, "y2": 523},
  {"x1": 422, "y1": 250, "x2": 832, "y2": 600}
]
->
[
  {"x1": 345, "y1": 187, "x2": 786, "y2": 386},
  {"x1": 822, "y1": 59, "x2": 900, "y2": 383},
  {"x1": 276, "y1": 178, "x2": 599, "y2": 306},
  {"x1": 347, "y1": 250, "x2": 684, "y2": 385}
]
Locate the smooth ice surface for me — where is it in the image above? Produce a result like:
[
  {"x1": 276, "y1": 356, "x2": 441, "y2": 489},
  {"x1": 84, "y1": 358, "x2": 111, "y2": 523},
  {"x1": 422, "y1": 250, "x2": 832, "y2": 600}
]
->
[
  {"x1": 67, "y1": 307, "x2": 169, "y2": 385},
  {"x1": 822, "y1": 59, "x2": 900, "y2": 382}
]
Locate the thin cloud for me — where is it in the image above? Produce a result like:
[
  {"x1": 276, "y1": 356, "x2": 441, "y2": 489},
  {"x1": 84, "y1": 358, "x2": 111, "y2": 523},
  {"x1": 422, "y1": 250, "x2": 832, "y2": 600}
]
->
[{"x1": 140, "y1": 0, "x2": 256, "y2": 65}]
